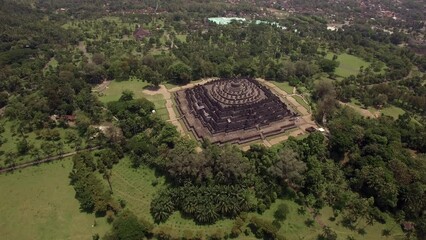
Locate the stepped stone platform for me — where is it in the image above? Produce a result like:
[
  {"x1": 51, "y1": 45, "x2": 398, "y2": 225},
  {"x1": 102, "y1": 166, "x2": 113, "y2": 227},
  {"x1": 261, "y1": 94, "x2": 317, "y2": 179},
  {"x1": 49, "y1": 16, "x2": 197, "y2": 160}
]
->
[{"x1": 174, "y1": 78, "x2": 298, "y2": 144}]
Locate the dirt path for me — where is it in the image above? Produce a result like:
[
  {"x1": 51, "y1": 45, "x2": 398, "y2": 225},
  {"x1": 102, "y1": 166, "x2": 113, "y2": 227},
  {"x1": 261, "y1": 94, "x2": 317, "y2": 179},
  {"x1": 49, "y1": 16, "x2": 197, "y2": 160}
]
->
[
  {"x1": 92, "y1": 80, "x2": 112, "y2": 93},
  {"x1": 143, "y1": 85, "x2": 185, "y2": 134},
  {"x1": 168, "y1": 78, "x2": 217, "y2": 93},
  {"x1": 0, "y1": 146, "x2": 101, "y2": 174},
  {"x1": 268, "y1": 129, "x2": 304, "y2": 145}
]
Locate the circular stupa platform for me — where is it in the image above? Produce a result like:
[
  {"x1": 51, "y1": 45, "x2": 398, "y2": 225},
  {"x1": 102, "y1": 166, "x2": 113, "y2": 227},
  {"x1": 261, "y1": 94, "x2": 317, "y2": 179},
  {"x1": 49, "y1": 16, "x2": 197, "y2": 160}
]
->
[{"x1": 174, "y1": 78, "x2": 298, "y2": 144}]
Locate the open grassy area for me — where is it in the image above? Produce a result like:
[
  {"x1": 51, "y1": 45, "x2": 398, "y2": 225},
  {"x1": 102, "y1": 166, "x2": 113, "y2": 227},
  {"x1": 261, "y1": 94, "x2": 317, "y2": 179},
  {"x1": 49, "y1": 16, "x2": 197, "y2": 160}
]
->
[
  {"x1": 319, "y1": 206, "x2": 404, "y2": 240},
  {"x1": 326, "y1": 53, "x2": 370, "y2": 77},
  {"x1": 379, "y1": 106, "x2": 406, "y2": 119},
  {"x1": 144, "y1": 94, "x2": 169, "y2": 121},
  {"x1": 293, "y1": 95, "x2": 310, "y2": 112},
  {"x1": 0, "y1": 160, "x2": 109, "y2": 240},
  {"x1": 164, "y1": 81, "x2": 180, "y2": 90},
  {"x1": 98, "y1": 80, "x2": 150, "y2": 103},
  {"x1": 270, "y1": 81, "x2": 294, "y2": 94},
  {"x1": 97, "y1": 80, "x2": 169, "y2": 120},
  {"x1": 254, "y1": 199, "x2": 404, "y2": 240},
  {"x1": 365, "y1": 105, "x2": 406, "y2": 120},
  {"x1": 110, "y1": 157, "x2": 163, "y2": 223}
]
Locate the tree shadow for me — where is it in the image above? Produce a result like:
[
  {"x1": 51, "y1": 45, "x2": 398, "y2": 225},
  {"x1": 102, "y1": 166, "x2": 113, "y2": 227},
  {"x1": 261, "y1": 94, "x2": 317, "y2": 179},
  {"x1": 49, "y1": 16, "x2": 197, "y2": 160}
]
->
[{"x1": 143, "y1": 85, "x2": 160, "y2": 91}]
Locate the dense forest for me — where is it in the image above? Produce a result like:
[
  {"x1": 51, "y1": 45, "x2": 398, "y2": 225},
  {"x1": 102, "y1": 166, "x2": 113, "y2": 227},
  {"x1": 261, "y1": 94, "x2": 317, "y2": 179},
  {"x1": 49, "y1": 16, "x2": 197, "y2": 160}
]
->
[{"x1": 0, "y1": 0, "x2": 425, "y2": 239}]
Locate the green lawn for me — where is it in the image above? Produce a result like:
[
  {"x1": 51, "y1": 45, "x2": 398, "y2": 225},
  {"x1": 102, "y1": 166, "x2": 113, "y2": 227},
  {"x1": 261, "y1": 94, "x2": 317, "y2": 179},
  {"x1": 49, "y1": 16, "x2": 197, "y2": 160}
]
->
[
  {"x1": 270, "y1": 81, "x2": 294, "y2": 94},
  {"x1": 0, "y1": 160, "x2": 110, "y2": 240},
  {"x1": 326, "y1": 53, "x2": 370, "y2": 77},
  {"x1": 164, "y1": 81, "x2": 180, "y2": 90},
  {"x1": 319, "y1": 206, "x2": 404, "y2": 240},
  {"x1": 144, "y1": 94, "x2": 169, "y2": 121},
  {"x1": 259, "y1": 199, "x2": 321, "y2": 239},
  {"x1": 366, "y1": 105, "x2": 406, "y2": 120},
  {"x1": 253, "y1": 199, "x2": 404, "y2": 240},
  {"x1": 379, "y1": 106, "x2": 406, "y2": 119},
  {"x1": 98, "y1": 80, "x2": 150, "y2": 103},
  {"x1": 293, "y1": 95, "x2": 310, "y2": 112},
  {"x1": 97, "y1": 80, "x2": 169, "y2": 120}
]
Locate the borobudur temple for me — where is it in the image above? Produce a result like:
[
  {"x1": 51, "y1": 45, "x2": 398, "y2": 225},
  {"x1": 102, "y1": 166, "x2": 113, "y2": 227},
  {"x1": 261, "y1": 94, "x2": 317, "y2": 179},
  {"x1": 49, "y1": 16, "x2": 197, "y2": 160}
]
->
[{"x1": 175, "y1": 78, "x2": 298, "y2": 144}]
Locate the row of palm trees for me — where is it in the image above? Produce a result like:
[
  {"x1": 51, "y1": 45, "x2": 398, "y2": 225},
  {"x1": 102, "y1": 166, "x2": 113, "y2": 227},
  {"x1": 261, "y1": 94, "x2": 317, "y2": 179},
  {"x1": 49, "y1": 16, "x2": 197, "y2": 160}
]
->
[{"x1": 151, "y1": 184, "x2": 251, "y2": 224}]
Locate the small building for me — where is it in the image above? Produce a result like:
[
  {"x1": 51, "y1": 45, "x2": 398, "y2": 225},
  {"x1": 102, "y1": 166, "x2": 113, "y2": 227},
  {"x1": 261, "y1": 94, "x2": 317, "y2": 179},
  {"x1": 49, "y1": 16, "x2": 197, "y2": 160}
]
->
[
  {"x1": 305, "y1": 127, "x2": 316, "y2": 133},
  {"x1": 133, "y1": 27, "x2": 150, "y2": 40},
  {"x1": 62, "y1": 115, "x2": 76, "y2": 122}
]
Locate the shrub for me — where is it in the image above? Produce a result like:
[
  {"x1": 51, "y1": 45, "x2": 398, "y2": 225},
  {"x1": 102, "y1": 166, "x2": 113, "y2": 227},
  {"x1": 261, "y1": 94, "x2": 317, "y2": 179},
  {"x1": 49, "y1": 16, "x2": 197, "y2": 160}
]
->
[{"x1": 274, "y1": 203, "x2": 290, "y2": 222}]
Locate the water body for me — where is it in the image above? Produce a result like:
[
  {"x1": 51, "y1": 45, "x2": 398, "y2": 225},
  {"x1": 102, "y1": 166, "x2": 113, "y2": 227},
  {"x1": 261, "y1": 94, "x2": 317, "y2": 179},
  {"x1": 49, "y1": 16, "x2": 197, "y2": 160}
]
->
[
  {"x1": 207, "y1": 17, "x2": 246, "y2": 25},
  {"x1": 208, "y1": 17, "x2": 287, "y2": 30}
]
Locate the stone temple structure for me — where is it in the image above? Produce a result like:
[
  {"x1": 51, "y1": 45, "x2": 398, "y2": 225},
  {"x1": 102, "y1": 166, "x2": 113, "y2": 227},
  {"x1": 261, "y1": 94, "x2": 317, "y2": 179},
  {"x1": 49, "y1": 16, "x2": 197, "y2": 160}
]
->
[{"x1": 175, "y1": 78, "x2": 298, "y2": 144}]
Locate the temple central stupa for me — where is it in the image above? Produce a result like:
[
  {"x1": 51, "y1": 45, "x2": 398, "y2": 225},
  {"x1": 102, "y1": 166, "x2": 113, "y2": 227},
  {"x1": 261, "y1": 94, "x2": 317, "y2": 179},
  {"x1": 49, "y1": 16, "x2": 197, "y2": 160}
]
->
[{"x1": 175, "y1": 78, "x2": 297, "y2": 144}]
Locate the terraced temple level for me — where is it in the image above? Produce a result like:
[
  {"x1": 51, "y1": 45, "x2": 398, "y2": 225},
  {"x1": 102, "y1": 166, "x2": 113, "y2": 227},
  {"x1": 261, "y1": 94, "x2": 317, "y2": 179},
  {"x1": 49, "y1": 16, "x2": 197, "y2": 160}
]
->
[{"x1": 175, "y1": 78, "x2": 298, "y2": 144}]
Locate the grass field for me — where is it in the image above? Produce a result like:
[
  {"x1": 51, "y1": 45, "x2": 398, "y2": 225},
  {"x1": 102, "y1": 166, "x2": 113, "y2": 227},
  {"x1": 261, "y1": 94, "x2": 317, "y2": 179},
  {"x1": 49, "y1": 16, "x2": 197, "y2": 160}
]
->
[
  {"x1": 270, "y1": 81, "x2": 294, "y2": 94},
  {"x1": 98, "y1": 80, "x2": 150, "y2": 103},
  {"x1": 97, "y1": 80, "x2": 169, "y2": 120},
  {"x1": 378, "y1": 106, "x2": 406, "y2": 119},
  {"x1": 293, "y1": 95, "x2": 310, "y2": 112},
  {"x1": 326, "y1": 53, "x2": 370, "y2": 77},
  {"x1": 0, "y1": 160, "x2": 109, "y2": 240},
  {"x1": 318, "y1": 206, "x2": 404, "y2": 240},
  {"x1": 144, "y1": 94, "x2": 169, "y2": 121}
]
